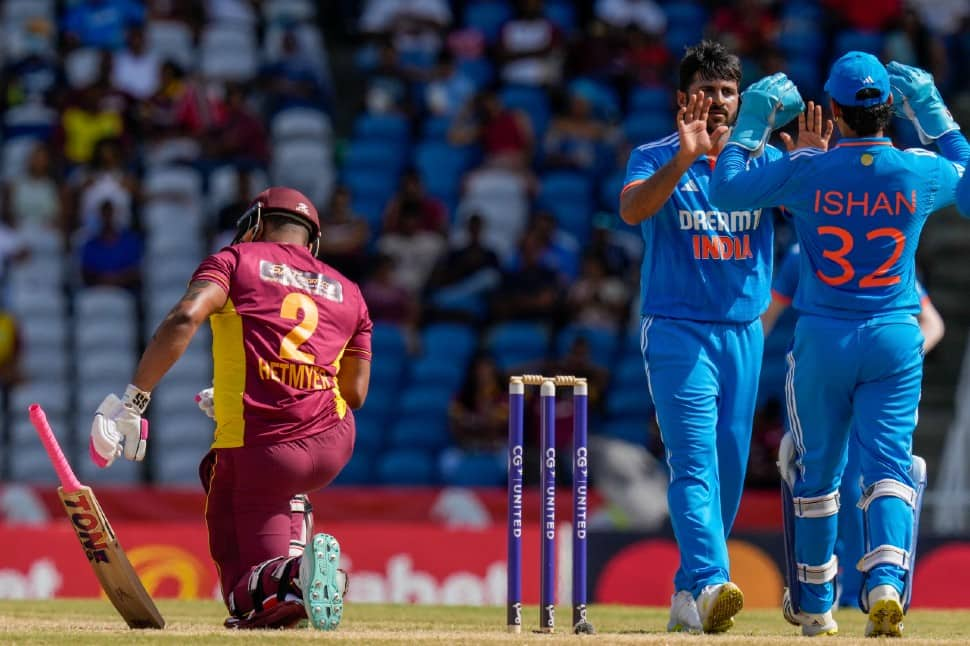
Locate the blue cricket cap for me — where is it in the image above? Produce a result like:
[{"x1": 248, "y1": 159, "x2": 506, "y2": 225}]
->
[{"x1": 824, "y1": 51, "x2": 890, "y2": 107}]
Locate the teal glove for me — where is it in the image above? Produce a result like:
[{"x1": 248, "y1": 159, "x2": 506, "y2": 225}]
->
[
  {"x1": 887, "y1": 61, "x2": 959, "y2": 144},
  {"x1": 730, "y1": 73, "x2": 805, "y2": 156}
]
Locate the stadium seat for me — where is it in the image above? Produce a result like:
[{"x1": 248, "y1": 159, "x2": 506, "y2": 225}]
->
[
  {"x1": 75, "y1": 319, "x2": 137, "y2": 356},
  {"x1": 2, "y1": 136, "x2": 39, "y2": 180},
  {"x1": 143, "y1": 165, "x2": 203, "y2": 204},
  {"x1": 613, "y1": 355, "x2": 647, "y2": 390},
  {"x1": 629, "y1": 86, "x2": 671, "y2": 114},
  {"x1": 420, "y1": 322, "x2": 479, "y2": 359},
  {"x1": 376, "y1": 449, "x2": 437, "y2": 485},
  {"x1": 271, "y1": 107, "x2": 332, "y2": 144},
  {"x1": 371, "y1": 322, "x2": 408, "y2": 358},
  {"x1": 415, "y1": 141, "x2": 477, "y2": 204},
  {"x1": 399, "y1": 384, "x2": 454, "y2": 417},
  {"x1": 440, "y1": 450, "x2": 506, "y2": 486},
  {"x1": 21, "y1": 316, "x2": 68, "y2": 353},
  {"x1": 3, "y1": 104, "x2": 56, "y2": 140},
  {"x1": 9, "y1": 412, "x2": 68, "y2": 446},
  {"x1": 9, "y1": 380, "x2": 70, "y2": 422},
  {"x1": 606, "y1": 387, "x2": 655, "y2": 418},
  {"x1": 556, "y1": 324, "x2": 618, "y2": 361},
  {"x1": 408, "y1": 354, "x2": 468, "y2": 387},
  {"x1": 154, "y1": 446, "x2": 209, "y2": 485},
  {"x1": 500, "y1": 84, "x2": 550, "y2": 136},
  {"x1": 388, "y1": 416, "x2": 452, "y2": 452},
  {"x1": 21, "y1": 347, "x2": 70, "y2": 382},
  {"x1": 75, "y1": 448, "x2": 145, "y2": 484},
  {"x1": 352, "y1": 113, "x2": 409, "y2": 146},
  {"x1": 75, "y1": 287, "x2": 137, "y2": 322},
  {"x1": 343, "y1": 138, "x2": 407, "y2": 176},
  {"x1": 834, "y1": 30, "x2": 884, "y2": 58},
  {"x1": 354, "y1": 416, "x2": 384, "y2": 453},
  {"x1": 356, "y1": 387, "x2": 394, "y2": 426},
  {"x1": 463, "y1": 0, "x2": 514, "y2": 43},
  {"x1": 544, "y1": 0, "x2": 576, "y2": 32},
  {"x1": 456, "y1": 56, "x2": 494, "y2": 88},
  {"x1": 262, "y1": 0, "x2": 317, "y2": 23},
  {"x1": 7, "y1": 444, "x2": 63, "y2": 484},
  {"x1": 624, "y1": 111, "x2": 673, "y2": 145},
  {"x1": 146, "y1": 19, "x2": 195, "y2": 69},
  {"x1": 369, "y1": 353, "x2": 404, "y2": 389},
  {"x1": 332, "y1": 450, "x2": 374, "y2": 485},
  {"x1": 421, "y1": 115, "x2": 452, "y2": 141},
  {"x1": 149, "y1": 412, "x2": 214, "y2": 453},
  {"x1": 486, "y1": 321, "x2": 551, "y2": 360}
]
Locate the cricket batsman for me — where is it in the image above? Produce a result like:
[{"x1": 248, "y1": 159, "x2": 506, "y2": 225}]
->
[{"x1": 88, "y1": 186, "x2": 373, "y2": 630}]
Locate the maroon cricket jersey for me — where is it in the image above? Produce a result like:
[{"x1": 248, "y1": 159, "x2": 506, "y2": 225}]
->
[{"x1": 191, "y1": 242, "x2": 373, "y2": 448}]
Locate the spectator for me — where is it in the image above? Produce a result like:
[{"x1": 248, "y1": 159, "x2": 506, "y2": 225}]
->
[
  {"x1": 883, "y1": 7, "x2": 948, "y2": 82},
  {"x1": 595, "y1": 0, "x2": 667, "y2": 35},
  {"x1": 2, "y1": 144, "x2": 64, "y2": 233},
  {"x1": 317, "y1": 186, "x2": 371, "y2": 282},
  {"x1": 213, "y1": 83, "x2": 270, "y2": 166},
  {"x1": 449, "y1": 88, "x2": 535, "y2": 173},
  {"x1": 174, "y1": 72, "x2": 226, "y2": 137},
  {"x1": 491, "y1": 230, "x2": 563, "y2": 322},
  {"x1": 496, "y1": 0, "x2": 564, "y2": 87},
  {"x1": 212, "y1": 168, "x2": 256, "y2": 251},
  {"x1": 424, "y1": 49, "x2": 476, "y2": 118},
  {"x1": 424, "y1": 214, "x2": 502, "y2": 323},
  {"x1": 623, "y1": 25, "x2": 675, "y2": 90},
  {"x1": 528, "y1": 210, "x2": 580, "y2": 281},
  {"x1": 447, "y1": 353, "x2": 508, "y2": 450},
  {"x1": 111, "y1": 24, "x2": 161, "y2": 100},
  {"x1": 376, "y1": 201, "x2": 446, "y2": 294},
  {"x1": 711, "y1": 0, "x2": 779, "y2": 59},
  {"x1": 364, "y1": 42, "x2": 412, "y2": 115},
  {"x1": 0, "y1": 21, "x2": 64, "y2": 111},
  {"x1": 566, "y1": 253, "x2": 631, "y2": 331},
  {"x1": 59, "y1": 84, "x2": 125, "y2": 166},
  {"x1": 62, "y1": 0, "x2": 146, "y2": 51},
  {"x1": 0, "y1": 307, "x2": 23, "y2": 390},
  {"x1": 79, "y1": 200, "x2": 143, "y2": 291},
  {"x1": 543, "y1": 85, "x2": 615, "y2": 174},
  {"x1": 360, "y1": 252, "x2": 419, "y2": 329},
  {"x1": 141, "y1": 60, "x2": 188, "y2": 134},
  {"x1": 262, "y1": 28, "x2": 332, "y2": 116},
  {"x1": 822, "y1": 0, "x2": 901, "y2": 31},
  {"x1": 383, "y1": 168, "x2": 448, "y2": 236},
  {"x1": 73, "y1": 138, "x2": 137, "y2": 233}
]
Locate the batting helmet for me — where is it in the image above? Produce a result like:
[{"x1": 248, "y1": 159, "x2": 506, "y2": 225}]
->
[{"x1": 233, "y1": 186, "x2": 322, "y2": 255}]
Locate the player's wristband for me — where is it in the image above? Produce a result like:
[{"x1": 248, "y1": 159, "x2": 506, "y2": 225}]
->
[{"x1": 122, "y1": 384, "x2": 151, "y2": 415}]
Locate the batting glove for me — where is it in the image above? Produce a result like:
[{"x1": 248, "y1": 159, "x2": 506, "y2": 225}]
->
[
  {"x1": 195, "y1": 386, "x2": 215, "y2": 419},
  {"x1": 730, "y1": 73, "x2": 805, "y2": 156},
  {"x1": 887, "y1": 61, "x2": 959, "y2": 144},
  {"x1": 89, "y1": 384, "x2": 150, "y2": 467}
]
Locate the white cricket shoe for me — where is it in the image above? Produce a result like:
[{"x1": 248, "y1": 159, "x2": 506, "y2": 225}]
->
[
  {"x1": 666, "y1": 590, "x2": 701, "y2": 633},
  {"x1": 697, "y1": 581, "x2": 744, "y2": 633},
  {"x1": 865, "y1": 584, "x2": 904, "y2": 637},
  {"x1": 782, "y1": 587, "x2": 838, "y2": 636}
]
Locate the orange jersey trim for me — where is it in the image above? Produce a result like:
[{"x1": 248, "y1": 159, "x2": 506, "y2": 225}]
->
[
  {"x1": 771, "y1": 289, "x2": 793, "y2": 305},
  {"x1": 193, "y1": 271, "x2": 230, "y2": 293}
]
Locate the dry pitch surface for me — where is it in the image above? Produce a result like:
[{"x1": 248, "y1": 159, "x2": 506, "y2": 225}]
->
[{"x1": 2, "y1": 600, "x2": 970, "y2": 645}]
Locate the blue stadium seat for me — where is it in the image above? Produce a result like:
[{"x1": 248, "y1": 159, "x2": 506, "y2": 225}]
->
[
  {"x1": 544, "y1": 0, "x2": 576, "y2": 32},
  {"x1": 354, "y1": 416, "x2": 385, "y2": 453},
  {"x1": 421, "y1": 115, "x2": 452, "y2": 141},
  {"x1": 487, "y1": 321, "x2": 551, "y2": 355},
  {"x1": 457, "y1": 56, "x2": 495, "y2": 88},
  {"x1": 339, "y1": 167, "x2": 399, "y2": 207},
  {"x1": 663, "y1": 1, "x2": 708, "y2": 29},
  {"x1": 415, "y1": 141, "x2": 477, "y2": 204},
  {"x1": 500, "y1": 84, "x2": 550, "y2": 136},
  {"x1": 388, "y1": 415, "x2": 452, "y2": 451},
  {"x1": 343, "y1": 139, "x2": 406, "y2": 175},
  {"x1": 601, "y1": 418, "x2": 650, "y2": 445},
  {"x1": 409, "y1": 354, "x2": 469, "y2": 386},
  {"x1": 786, "y1": 57, "x2": 822, "y2": 100},
  {"x1": 624, "y1": 111, "x2": 673, "y2": 145},
  {"x1": 614, "y1": 355, "x2": 647, "y2": 390},
  {"x1": 539, "y1": 171, "x2": 594, "y2": 243},
  {"x1": 353, "y1": 113, "x2": 410, "y2": 145},
  {"x1": 372, "y1": 322, "x2": 408, "y2": 357},
  {"x1": 557, "y1": 324, "x2": 619, "y2": 361},
  {"x1": 421, "y1": 322, "x2": 479, "y2": 359},
  {"x1": 377, "y1": 449, "x2": 437, "y2": 485},
  {"x1": 350, "y1": 193, "x2": 387, "y2": 231},
  {"x1": 779, "y1": 28, "x2": 824, "y2": 59},
  {"x1": 629, "y1": 86, "x2": 671, "y2": 114},
  {"x1": 834, "y1": 30, "x2": 884, "y2": 58},
  {"x1": 399, "y1": 384, "x2": 455, "y2": 417},
  {"x1": 606, "y1": 387, "x2": 655, "y2": 418},
  {"x1": 463, "y1": 0, "x2": 514, "y2": 44},
  {"x1": 665, "y1": 26, "x2": 705, "y2": 55},
  {"x1": 356, "y1": 388, "x2": 393, "y2": 426},
  {"x1": 333, "y1": 450, "x2": 374, "y2": 485},
  {"x1": 440, "y1": 450, "x2": 506, "y2": 486},
  {"x1": 600, "y1": 170, "x2": 625, "y2": 211},
  {"x1": 370, "y1": 354, "x2": 404, "y2": 388}
]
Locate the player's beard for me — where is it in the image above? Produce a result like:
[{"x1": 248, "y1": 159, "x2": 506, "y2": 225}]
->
[{"x1": 707, "y1": 107, "x2": 734, "y2": 134}]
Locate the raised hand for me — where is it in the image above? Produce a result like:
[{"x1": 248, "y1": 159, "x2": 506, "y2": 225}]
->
[
  {"x1": 677, "y1": 91, "x2": 729, "y2": 159},
  {"x1": 780, "y1": 101, "x2": 834, "y2": 152}
]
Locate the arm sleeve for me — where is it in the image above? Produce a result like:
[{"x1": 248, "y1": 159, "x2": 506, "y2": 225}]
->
[
  {"x1": 936, "y1": 154, "x2": 968, "y2": 215},
  {"x1": 916, "y1": 280, "x2": 930, "y2": 307},
  {"x1": 190, "y1": 248, "x2": 238, "y2": 293},
  {"x1": 936, "y1": 130, "x2": 970, "y2": 166},
  {"x1": 343, "y1": 287, "x2": 373, "y2": 361},
  {"x1": 710, "y1": 143, "x2": 802, "y2": 211},
  {"x1": 958, "y1": 166, "x2": 970, "y2": 218},
  {"x1": 620, "y1": 146, "x2": 661, "y2": 194}
]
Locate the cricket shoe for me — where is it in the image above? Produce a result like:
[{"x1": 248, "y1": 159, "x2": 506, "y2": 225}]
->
[
  {"x1": 697, "y1": 581, "x2": 744, "y2": 633},
  {"x1": 223, "y1": 596, "x2": 306, "y2": 630},
  {"x1": 782, "y1": 588, "x2": 838, "y2": 636},
  {"x1": 666, "y1": 590, "x2": 702, "y2": 633},
  {"x1": 299, "y1": 533, "x2": 346, "y2": 630},
  {"x1": 865, "y1": 585, "x2": 904, "y2": 638}
]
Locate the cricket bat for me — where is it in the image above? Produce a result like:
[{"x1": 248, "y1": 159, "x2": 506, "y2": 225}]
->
[{"x1": 29, "y1": 403, "x2": 165, "y2": 629}]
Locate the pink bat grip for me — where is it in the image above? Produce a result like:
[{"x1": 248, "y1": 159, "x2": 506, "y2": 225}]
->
[{"x1": 29, "y1": 403, "x2": 82, "y2": 493}]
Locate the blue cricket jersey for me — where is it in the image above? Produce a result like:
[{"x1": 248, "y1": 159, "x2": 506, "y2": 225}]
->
[
  {"x1": 622, "y1": 132, "x2": 783, "y2": 323},
  {"x1": 773, "y1": 243, "x2": 929, "y2": 306},
  {"x1": 712, "y1": 137, "x2": 966, "y2": 319}
]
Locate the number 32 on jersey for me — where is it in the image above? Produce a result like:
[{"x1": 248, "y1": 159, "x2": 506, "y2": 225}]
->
[{"x1": 815, "y1": 225, "x2": 905, "y2": 288}]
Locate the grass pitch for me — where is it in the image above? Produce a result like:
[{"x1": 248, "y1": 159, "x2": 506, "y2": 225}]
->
[{"x1": 1, "y1": 600, "x2": 969, "y2": 645}]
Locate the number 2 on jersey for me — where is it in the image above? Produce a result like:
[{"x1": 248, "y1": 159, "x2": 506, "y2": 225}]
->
[
  {"x1": 815, "y1": 225, "x2": 905, "y2": 288},
  {"x1": 279, "y1": 292, "x2": 318, "y2": 363}
]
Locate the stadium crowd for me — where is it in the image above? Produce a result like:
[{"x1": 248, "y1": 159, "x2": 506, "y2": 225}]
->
[{"x1": 0, "y1": 0, "x2": 968, "y2": 491}]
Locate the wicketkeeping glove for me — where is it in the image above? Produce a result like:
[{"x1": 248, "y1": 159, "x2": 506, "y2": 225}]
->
[
  {"x1": 887, "y1": 61, "x2": 959, "y2": 144},
  {"x1": 730, "y1": 73, "x2": 805, "y2": 156},
  {"x1": 89, "y1": 384, "x2": 150, "y2": 468},
  {"x1": 195, "y1": 386, "x2": 215, "y2": 419}
]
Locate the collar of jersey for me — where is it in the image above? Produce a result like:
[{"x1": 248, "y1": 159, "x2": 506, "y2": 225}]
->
[{"x1": 834, "y1": 136, "x2": 892, "y2": 148}]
